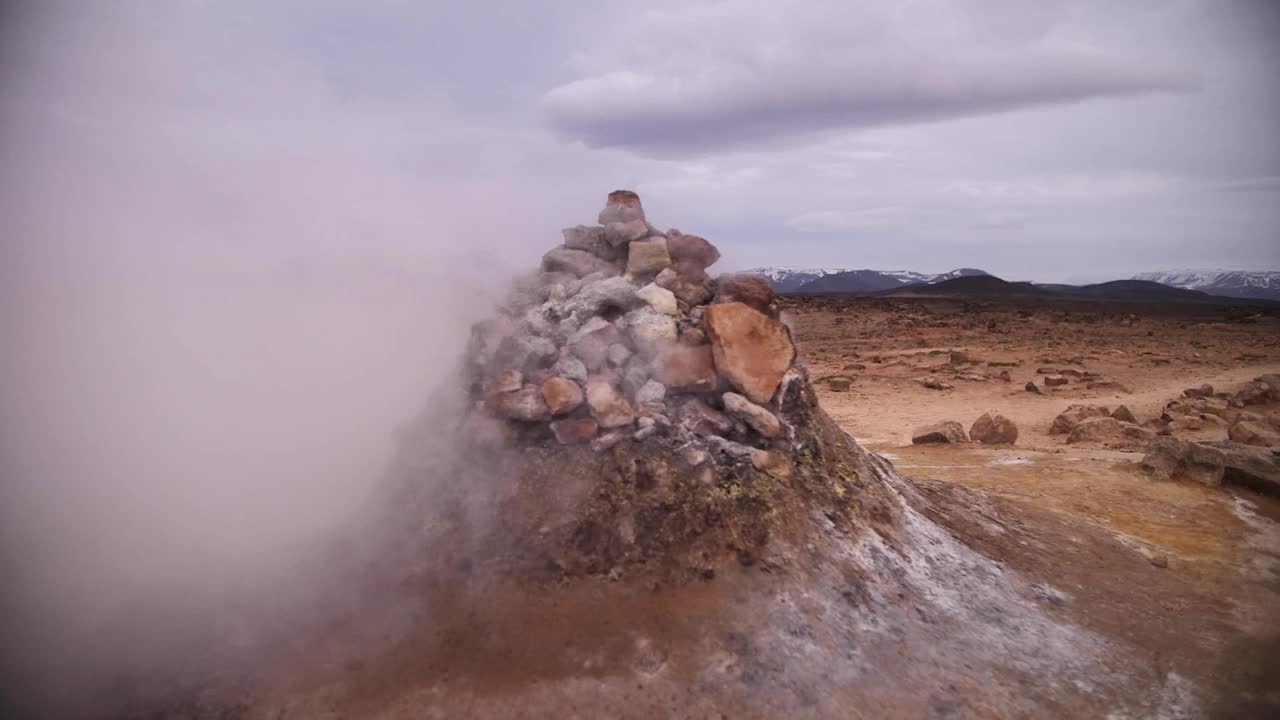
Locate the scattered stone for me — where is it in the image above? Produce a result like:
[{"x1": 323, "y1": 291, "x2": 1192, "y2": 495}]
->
[
  {"x1": 1086, "y1": 381, "x2": 1131, "y2": 393},
  {"x1": 550, "y1": 418, "x2": 598, "y2": 444},
  {"x1": 828, "y1": 377, "x2": 853, "y2": 392},
  {"x1": 1025, "y1": 381, "x2": 1043, "y2": 395},
  {"x1": 590, "y1": 431, "x2": 625, "y2": 452},
  {"x1": 1148, "y1": 554, "x2": 1168, "y2": 569},
  {"x1": 1111, "y1": 405, "x2": 1138, "y2": 424},
  {"x1": 1036, "y1": 367, "x2": 1059, "y2": 375},
  {"x1": 703, "y1": 302, "x2": 796, "y2": 405},
  {"x1": 585, "y1": 381, "x2": 635, "y2": 429},
  {"x1": 712, "y1": 274, "x2": 776, "y2": 316},
  {"x1": 1234, "y1": 381, "x2": 1272, "y2": 406},
  {"x1": 722, "y1": 392, "x2": 784, "y2": 438},
  {"x1": 1183, "y1": 384, "x2": 1214, "y2": 399},
  {"x1": 541, "y1": 377, "x2": 585, "y2": 416},
  {"x1": 625, "y1": 237, "x2": 672, "y2": 277},
  {"x1": 636, "y1": 283, "x2": 678, "y2": 315},
  {"x1": 1050, "y1": 405, "x2": 1110, "y2": 435},
  {"x1": 920, "y1": 378, "x2": 954, "y2": 391},
  {"x1": 949, "y1": 351, "x2": 971, "y2": 365},
  {"x1": 970, "y1": 412, "x2": 1018, "y2": 445},
  {"x1": 652, "y1": 343, "x2": 717, "y2": 392},
  {"x1": 1044, "y1": 375, "x2": 1069, "y2": 387},
  {"x1": 912, "y1": 421, "x2": 969, "y2": 444},
  {"x1": 1066, "y1": 417, "x2": 1124, "y2": 444},
  {"x1": 1229, "y1": 420, "x2": 1280, "y2": 447}
]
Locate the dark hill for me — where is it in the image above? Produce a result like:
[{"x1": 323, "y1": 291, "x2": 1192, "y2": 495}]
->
[
  {"x1": 881, "y1": 275, "x2": 1052, "y2": 298},
  {"x1": 1056, "y1": 280, "x2": 1212, "y2": 301}
]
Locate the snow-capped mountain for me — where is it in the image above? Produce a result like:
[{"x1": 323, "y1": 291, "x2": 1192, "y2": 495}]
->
[
  {"x1": 746, "y1": 267, "x2": 989, "y2": 293},
  {"x1": 1131, "y1": 270, "x2": 1280, "y2": 301}
]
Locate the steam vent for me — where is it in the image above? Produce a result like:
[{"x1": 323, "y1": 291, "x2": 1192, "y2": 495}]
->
[{"x1": 275, "y1": 192, "x2": 1189, "y2": 718}]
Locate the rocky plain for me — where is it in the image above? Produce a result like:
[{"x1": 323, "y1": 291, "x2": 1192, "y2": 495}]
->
[{"x1": 94, "y1": 193, "x2": 1280, "y2": 720}]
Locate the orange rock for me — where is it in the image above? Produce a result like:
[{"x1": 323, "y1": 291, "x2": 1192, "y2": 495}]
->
[
  {"x1": 713, "y1": 274, "x2": 776, "y2": 316},
  {"x1": 550, "y1": 418, "x2": 599, "y2": 444},
  {"x1": 703, "y1": 302, "x2": 795, "y2": 405},
  {"x1": 541, "y1": 377, "x2": 584, "y2": 416}
]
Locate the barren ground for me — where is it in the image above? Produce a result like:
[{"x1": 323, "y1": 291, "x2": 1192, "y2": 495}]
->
[{"x1": 791, "y1": 294, "x2": 1280, "y2": 717}]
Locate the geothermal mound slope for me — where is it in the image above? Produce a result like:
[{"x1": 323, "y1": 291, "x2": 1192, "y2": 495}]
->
[{"x1": 256, "y1": 193, "x2": 1189, "y2": 718}]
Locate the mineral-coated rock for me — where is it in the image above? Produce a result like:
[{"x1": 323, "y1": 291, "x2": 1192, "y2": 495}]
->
[
  {"x1": 722, "y1": 392, "x2": 783, "y2": 438},
  {"x1": 970, "y1": 412, "x2": 1018, "y2": 444},
  {"x1": 713, "y1": 274, "x2": 776, "y2": 316},
  {"x1": 635, "y1": 380, "x2": 667, "y2": 405},
  {"x1": 541, "y1": 377, "x2": 585, "y2": 416},
  {"x1": 568, "y1": 320, "x2": 625, "y2": 372},
  {"x1": 703, "y1": 302, "x2": 796, "y2": 405},
  {"x1": 602, "y1": 219, "x2": 649, "y2": 247},
  {"x1": 623, "y1": 306, "x2": 678, "y2": 359},
  {"x1": 559, "y1": 276, "x2": 643, "y2": 320},
  {"x1": 652, "y1": 343, "x2": 717, "y2": 392},
  {"x1": 489, "y1": 385, "x2": 550, "y2": 421},
  {"x1": 621, "y1": 360, "x2": 650, "y2": 400},
  {"x1": 636, "y1": 283, "x2": 678, "y2": 315},
  {"x1": 655, "y1": 267, "x2": 712, "y2": 307},
  {"x1": 550, "y1": 418, "x2": 598, "y2": 444},
  {"x1": 1141, "y1": 436, "x2": 1226, "y2": 486},
  {"x1": 912, "y1": 421, "x2": 968, "y2": 444},
  {"x1": 598, "y1": 189, "x2": 645, "y2": 225},
  {"x1": 677, "y1": 397, "x2": 734, "y2": 436},
  {"x1": 542, "y1": 246, "x2": 615, "y2": 278},
  {"x1": 1049, "y1": 405, "x2": 1110, "y2": 434},
  {"x1": 626, "y1": 237, "x2": 672, "y2": 277},
  {"x1": 586, "y1": 380, "x2": 635, "y2": 428},
  {"x1": 665, "y1": 230, "x2": 720, "y2": 272}
]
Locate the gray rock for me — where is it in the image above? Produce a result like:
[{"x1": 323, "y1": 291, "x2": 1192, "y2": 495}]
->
[
  {"x1": 635, "y1": 379, "x2": 667, "y2": 405},
  {"x1": 590, "y1": 431, "x2": 626, "y2": 452},
  {"x1": 559, "y1": 276, "x2": 643, "y2": 321},
  {"x1": 602, "y1": 219, "x2": 649, "y2": 247},
  {"x1": 562, "y1": 225, "x2": 621, "y2": 261},
  {"x1": 623, "y1": 306, "x2": 678, "y2": 359},
  {"x1": 636, "y1": 283, "x2": 678, "y2": 315},
  {"x1": 911, "y1": 421, "x2": 968, "y2": 444},
  {"x1": 607, "y1": 343, "x2": 633, "y2": 367},
  {"x1": 552, "y1": 354, "x2": 589, "y2": 385},
  {"x1": 677, "y1": 398, "x2": 734, "y2": 437}
]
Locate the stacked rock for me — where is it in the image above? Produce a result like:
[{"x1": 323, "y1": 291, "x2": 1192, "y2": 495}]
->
[{"x1": 464, "y1": 190, "x2": 798, "y2": 465}]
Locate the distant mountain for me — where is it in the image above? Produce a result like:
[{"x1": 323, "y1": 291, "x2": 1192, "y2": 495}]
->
[
  {"x1": 746, "y1": 267, "x2": 990, "y2": 293},
  {"x1": 883, "y1": 275, "x2": 1050, "y2": 298},
  {"x1": 1056, "y1": 280, "x2": 1211, "y2": 301},
  {"x1": 1131, "y1": 270, "x2": 1280, "y2": 301}
]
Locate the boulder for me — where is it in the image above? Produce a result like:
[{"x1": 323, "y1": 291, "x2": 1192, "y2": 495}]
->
[
  {"x1": 1044, "y1": 375, "x2": 1069, "y2": 387},
  {"x1": 1066, "y1": 417, "x2": 1123, "y2": 444},
  {"x1": 1198, "y1": 441, "x2": 1280, "y2": 495},
  {"x1": 541, "y1": 377, "x2": 584, "y2": 416},
  {"x1": 625, "y1": 237, "x2": 672, "y2": 277},
  {"x1": 970, "y1": 412, "x2": 1018, "y2": 444},
  {"x1": 1234, "y1": 381, "x2": 1271, "y2": 406},
  {"x1": 541, "y1": 246, "x2": 615, "y2": 278},
  {"x1": 912, "y1": 421, "x2": 969, "y2": 445},
  {"x1": 1229, "y1": 420, "x2": 1280, "y2": 447},
  {"x1": 665, "y1": 230, "x2": 720, "y2": 272},
  {"x1": 550, "y1": 418, "x2": 599, "y2": 444},
  {"x1": 1025, "y1": 381, "x2": 1043, "y2": 395},
  {"x1": 1050, "y1": 405, "x2": 1110, "y2": 435},
  {"x1": 1140, "y1": 436, "x2": 1226, "y2": 487},
  {"x1": 598, "y1": 189, "x2": 645, "y2": 225},
  {"x1": 713, "y1": 274, "x2": 776, "y2": 316},
  {"x1": 489, "y1": 385, "x2": 551, "y2": 421},
  {"x1": 655, "y1": 267, "x2": 712, "y2": 307},
  {"x1": 722, "y1": 392, "x2": 784, "y2": 438},
  {"x1": 636, "y1": 283, "x2": 678, "y2": 315},
  {"x1": 1111, "y1": 405, "x2": 1138, "y2": 424},
  {"x1": 703, "y1": 302, "x2": 797, "y2": 405},
  {"x1": 652, "y1": 343, "x2": 717, "y2": 392},
  {"x1": 585, "y1": 380, "x2": 635, "y2": 429}
]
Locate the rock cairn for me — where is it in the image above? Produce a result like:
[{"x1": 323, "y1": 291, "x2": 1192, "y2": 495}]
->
[{"x1": 464, "y1": 190, "x2": 797, "y2": 460}]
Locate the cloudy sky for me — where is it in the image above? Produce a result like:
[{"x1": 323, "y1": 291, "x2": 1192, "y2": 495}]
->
[{"x1": 3, "y1": 0, "x2": 1279, "y2": 282}]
